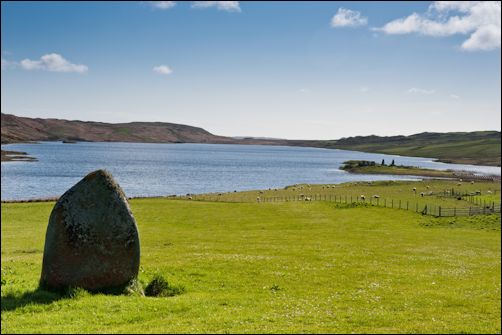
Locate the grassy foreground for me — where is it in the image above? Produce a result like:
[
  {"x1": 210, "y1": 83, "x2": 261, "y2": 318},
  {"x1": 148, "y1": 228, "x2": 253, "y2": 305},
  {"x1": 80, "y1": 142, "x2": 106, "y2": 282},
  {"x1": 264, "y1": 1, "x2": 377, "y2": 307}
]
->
[{"x1": 1, "y1": 184, "x2": 501, "y2": 333}]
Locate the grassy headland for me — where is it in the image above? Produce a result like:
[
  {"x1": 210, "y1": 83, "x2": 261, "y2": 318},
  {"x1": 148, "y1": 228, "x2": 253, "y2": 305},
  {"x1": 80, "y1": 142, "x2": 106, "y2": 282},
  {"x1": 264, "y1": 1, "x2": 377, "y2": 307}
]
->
[
  {"x1": 340, "y1": 160, "x2": 459, "y2": 178},
  {"x1": 2, "y1": 180, "x2": 500, "y2": 333}
]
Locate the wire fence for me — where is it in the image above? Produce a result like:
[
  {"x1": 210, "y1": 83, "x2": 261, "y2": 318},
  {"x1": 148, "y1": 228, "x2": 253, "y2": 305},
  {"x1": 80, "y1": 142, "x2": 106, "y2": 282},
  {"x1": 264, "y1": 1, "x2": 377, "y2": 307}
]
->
[{"x1": 189, "y1": 193, "x2": 501, "y2": 217}]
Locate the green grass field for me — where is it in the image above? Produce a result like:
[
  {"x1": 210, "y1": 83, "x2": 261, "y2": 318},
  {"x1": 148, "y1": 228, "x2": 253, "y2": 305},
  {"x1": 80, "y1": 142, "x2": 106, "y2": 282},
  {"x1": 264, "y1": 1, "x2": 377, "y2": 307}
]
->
[{"x1": 1, "y1": 181, "x2": 501, "y2": 333}]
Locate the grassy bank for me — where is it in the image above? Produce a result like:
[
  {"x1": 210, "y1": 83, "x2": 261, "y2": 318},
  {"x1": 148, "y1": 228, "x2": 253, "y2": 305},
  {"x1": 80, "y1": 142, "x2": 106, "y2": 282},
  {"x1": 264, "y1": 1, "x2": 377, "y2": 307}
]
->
[
  {"x1": 2, "y1": 180, "x2": 501, "y2": 333},
  {"x1": 339, "y1": 160, "x2": 458, "y2": 178}
]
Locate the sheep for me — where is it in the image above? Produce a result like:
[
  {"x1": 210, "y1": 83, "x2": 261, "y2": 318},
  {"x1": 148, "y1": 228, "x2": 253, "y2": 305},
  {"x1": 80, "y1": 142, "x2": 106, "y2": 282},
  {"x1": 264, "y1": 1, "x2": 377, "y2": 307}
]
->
[
  {"x1": 457, "y1": 183, "x2": 462, "y2": 186},
  {"x1": 188, "y1": 196, "x2": 193, "y2": 200},
  {"x1": 413, "y1": 187, "x2": 417, "y2": 192},
  {"x1": 256, "y1": 196, "x2": 261, "y2": 202},
  {"x1": 471, "y1": 181, "x2": 475, "y2": 184},
  {"x1": 426, "y1": 186, "x2": 430, "y2": 189},
  {"x1": 373, "y1": 195, "x2": 380, "y2": 199},
  {"x1": 360, "y1": 195, "x2": 366, "y2": 201},
  {"x1": 304, "y1": 197, "x2": 311, "y2": 201},
  {"x1": 487, "y1": 190, "x2": 493, "y2": 194},
  {"x1": 420, "y1": 192, "x2": 425, "y2": 197}
]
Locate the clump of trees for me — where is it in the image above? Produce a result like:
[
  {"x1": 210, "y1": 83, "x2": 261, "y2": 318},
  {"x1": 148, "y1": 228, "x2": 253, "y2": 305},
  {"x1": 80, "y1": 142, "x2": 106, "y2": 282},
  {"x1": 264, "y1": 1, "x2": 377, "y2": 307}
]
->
[{"x1": 341, "y1": 160, "x2": 377, "y2": 170}]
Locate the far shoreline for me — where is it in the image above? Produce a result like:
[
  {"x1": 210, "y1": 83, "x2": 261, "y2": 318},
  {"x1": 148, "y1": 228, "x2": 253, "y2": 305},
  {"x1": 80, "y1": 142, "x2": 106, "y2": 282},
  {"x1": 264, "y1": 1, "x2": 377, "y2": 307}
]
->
[{"x1": 2, "y1": 139, "x2": 501, "y2": 167}]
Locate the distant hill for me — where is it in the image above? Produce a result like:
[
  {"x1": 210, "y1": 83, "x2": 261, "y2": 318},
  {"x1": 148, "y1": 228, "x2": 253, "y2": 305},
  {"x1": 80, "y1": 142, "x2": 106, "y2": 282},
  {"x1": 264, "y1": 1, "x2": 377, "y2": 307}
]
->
[
  {"x1": 2, "y1": 113, "x2": 500, "y2": 166},
  {"x1": 310, "y1": 131, "x2": 501, "y2": 166},
  {"x1": 0, "y1": 113, "x2": 240, "y2": 145}
]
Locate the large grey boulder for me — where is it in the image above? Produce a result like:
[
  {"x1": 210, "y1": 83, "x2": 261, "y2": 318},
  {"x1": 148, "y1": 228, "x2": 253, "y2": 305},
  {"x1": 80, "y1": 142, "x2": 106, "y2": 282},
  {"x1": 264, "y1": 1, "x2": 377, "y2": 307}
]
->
[{"x1": 40, "y1": 169, "x2": 140, "y2": 292}]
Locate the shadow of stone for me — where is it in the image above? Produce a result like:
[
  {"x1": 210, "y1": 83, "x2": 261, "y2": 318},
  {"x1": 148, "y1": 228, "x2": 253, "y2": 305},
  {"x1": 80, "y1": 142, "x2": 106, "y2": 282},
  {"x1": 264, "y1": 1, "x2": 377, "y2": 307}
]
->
[{"x1": 1, "y1": 288, "x2": 63, "y2": 312}]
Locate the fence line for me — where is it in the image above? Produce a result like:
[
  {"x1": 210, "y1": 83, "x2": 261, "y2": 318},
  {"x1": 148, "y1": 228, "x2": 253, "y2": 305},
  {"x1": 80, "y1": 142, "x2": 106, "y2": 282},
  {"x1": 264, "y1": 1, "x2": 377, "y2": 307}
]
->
[{"x1": 189, "y1": 193, "x2": 501, "y2": 217}]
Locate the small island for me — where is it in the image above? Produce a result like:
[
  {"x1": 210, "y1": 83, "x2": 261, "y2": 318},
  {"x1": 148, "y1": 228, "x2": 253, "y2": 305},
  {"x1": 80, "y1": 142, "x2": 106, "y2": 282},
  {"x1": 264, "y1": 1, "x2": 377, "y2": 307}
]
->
[
  {"x1": 1, "y1": 149, "x2": 37, "y2": 162},
  {"x1": 340, "y1": 159, "x2": 458, "y2": 178}
]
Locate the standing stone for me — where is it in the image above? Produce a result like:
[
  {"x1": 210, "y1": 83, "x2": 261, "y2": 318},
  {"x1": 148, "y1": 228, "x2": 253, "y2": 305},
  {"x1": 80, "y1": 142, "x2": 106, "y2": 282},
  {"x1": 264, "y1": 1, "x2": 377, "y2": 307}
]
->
[{"x1": 40, "y1": 169, "x2": 140, "y2": 292}]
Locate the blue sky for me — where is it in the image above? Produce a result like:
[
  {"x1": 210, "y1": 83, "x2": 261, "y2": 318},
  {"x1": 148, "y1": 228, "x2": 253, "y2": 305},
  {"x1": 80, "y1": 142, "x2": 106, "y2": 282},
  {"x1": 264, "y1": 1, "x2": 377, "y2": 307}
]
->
[{"x1": 1, "y1": 1, "x2": 501, "y2": 139}]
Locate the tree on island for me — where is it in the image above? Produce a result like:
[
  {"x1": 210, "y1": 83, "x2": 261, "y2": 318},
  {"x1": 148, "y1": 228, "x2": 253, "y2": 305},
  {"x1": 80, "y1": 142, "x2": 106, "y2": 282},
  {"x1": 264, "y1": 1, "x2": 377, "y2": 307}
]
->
[
  {"x1": 391, "y1": 159, "x2": 395, "y2": 166},
  {"x1": 381, "y1": 159, "x2": 385, "y2": 166}
]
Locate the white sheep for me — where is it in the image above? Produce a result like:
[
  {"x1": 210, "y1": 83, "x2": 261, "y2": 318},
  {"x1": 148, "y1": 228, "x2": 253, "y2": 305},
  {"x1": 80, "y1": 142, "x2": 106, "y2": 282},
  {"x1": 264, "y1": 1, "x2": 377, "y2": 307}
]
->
[
  {"x1": 304, "y1": 197, "x2": 311, "y2": 201},
  {"x1": 373, "y1": 195, "x2": 380, "y2": 198},
  {"x1": 256, "y1": 197, "x2": 261, "y2": 202},
  {"x1": 360, "y1": 195, "x2": 366, "y2": 201},
  {"x1": 420, "y1": 192, "x2": 425, "y2": 197},
  {"x1": 413, "y1": 187, "x2": 417, "y2": 192}
]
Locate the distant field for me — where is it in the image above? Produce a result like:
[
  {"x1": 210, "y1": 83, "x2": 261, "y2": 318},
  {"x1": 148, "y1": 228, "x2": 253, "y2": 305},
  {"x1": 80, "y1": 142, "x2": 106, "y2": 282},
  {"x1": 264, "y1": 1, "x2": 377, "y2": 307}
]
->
[
  {"x1": 193, "y1": 179, "x2": 501, "y2": 210},
  {"x1": 2, "y1": 179, "x2": 501, "y2": 333}
]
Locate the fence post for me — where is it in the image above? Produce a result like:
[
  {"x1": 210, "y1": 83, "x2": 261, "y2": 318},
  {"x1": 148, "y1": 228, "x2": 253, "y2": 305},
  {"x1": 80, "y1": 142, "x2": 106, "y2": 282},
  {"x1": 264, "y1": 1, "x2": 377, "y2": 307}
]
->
[
  {"x1": 454, "y1": 207, "x2": 456, "y2": 216},
  {"x1": 469, "y1": 207, "x2": 471, "y2": 216},
  {"x1": 439, "y1": 206, "x2": 441, "y2": 217},
  {"x1": 384, "y1": 199, "x2": 387, "y2": 207},
  {"x1": 416, "y1": 203, "x2": 418, "y2": 212}
]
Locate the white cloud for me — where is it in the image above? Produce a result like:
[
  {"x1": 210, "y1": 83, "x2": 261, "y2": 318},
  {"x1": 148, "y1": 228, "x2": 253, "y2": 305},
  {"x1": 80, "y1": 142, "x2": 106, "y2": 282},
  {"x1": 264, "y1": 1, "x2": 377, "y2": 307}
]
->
[
  {"x1": 407, "y1": 87, "x2": 435, "y2": 94},
  {"x1": 148, "y1": 1, "x2": 176, "y2": 10},
  {"x1": 450, "y1": 94, "x2": 460, "y2": 99},
  {"x1": 19, "y1": 53, "x2": 88, "y2": 73},
  {"x1": 373, "y1": 1, "x2": 501, "y2": 51},
  {"x1": 153, "y1": 65, "x2": 173, "y2": 75},
  {"x1": 331, "y1": 8, "x2": 368, "y2": 28},
  {"x1": 191, "y1": 1, "x2": 241, "y2": 12},
  {"x1": 360, "y1": 86, "x2": 370, "y2": 93},
  {"x1": 299, "y1": 88, "x2": 310, "y2": 93}
]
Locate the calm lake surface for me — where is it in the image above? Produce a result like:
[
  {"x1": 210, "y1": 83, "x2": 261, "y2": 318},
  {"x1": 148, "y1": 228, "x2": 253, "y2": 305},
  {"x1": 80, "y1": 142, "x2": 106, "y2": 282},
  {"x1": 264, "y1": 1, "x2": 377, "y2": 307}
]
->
[{"x1": 2, "y1": 142, "x2": 500, "y2": 201}]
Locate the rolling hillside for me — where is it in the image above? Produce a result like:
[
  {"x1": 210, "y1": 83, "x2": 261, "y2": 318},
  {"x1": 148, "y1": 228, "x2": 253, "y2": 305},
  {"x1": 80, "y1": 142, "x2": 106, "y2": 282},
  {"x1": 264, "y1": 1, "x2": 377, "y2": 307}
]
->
[
  {"x1": 320, "y1": 132, "x2": 501, "y2": 166},
  {"x1": 0, "y1": 113, "x2": 237, "y2": 144}
]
